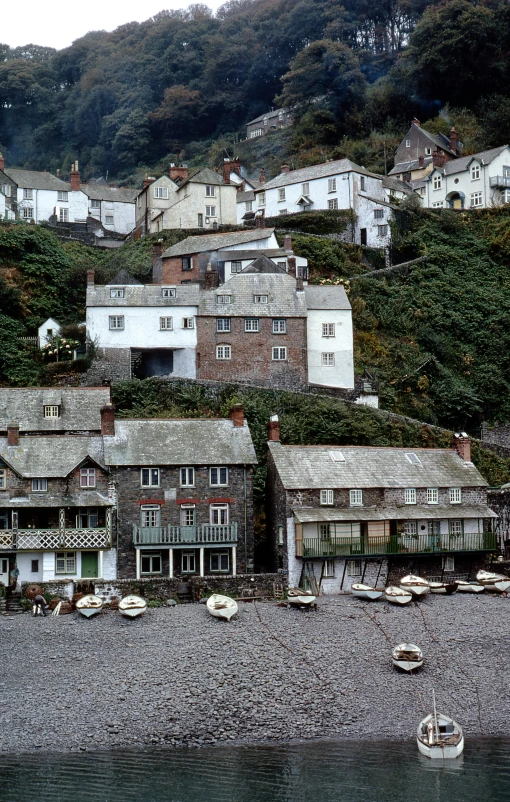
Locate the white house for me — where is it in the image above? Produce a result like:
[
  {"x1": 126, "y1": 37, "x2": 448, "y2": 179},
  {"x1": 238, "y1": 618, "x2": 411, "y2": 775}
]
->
[
  {"x1": 86, "y1": 269, "x2": 199, "y2": 379},
  {"x1": 304, "y1": 286, "x2": 354, "y2": 390},
  {"x1": 1, "y1": 167, "x2": 75, "y2": 224},
  {"x1": 419, "y1": 145, "x2": 510, "y2": 210},
  {"x1": 253, "y1": 160, "x2": 391, "y2": 247},
  {"x1": 81, "y1": 185, "x2": 137, "y2": 234},
  {"x1": 37, "y1": 318, "x2": 61, "y2": 350}
]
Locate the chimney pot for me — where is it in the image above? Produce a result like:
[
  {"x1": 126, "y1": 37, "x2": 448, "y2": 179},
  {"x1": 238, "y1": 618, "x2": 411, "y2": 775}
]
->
[
  {"x1": 169, "y1": 165, "x2": 189, "y2": 183},
  {"x1": 0, "y1": 152, "x2": 4, "y2": 171},
  {"x1": 432, "y1": 150, "x2": 447, "y2": 168},
  {"x1": 418, "y1": 156, "x2": 424, "y2": 167},
  {"x1": 259, "y1": 168, "x2": 266, "y2": 184},
  {"x1": 449, "y1": 127, "x2": 459, "y2": 154},
  {"x1": 87, "y1": 270, "x2": 95, "y2": 288},
  {"x1": 284, "y1": 235, "x2": 292, "y2": 251},
  {"x1": 70, "y1": 160, "x2": 81, "y2": 192},
  {"x1": 296, "y1": 276, "x2": 304, "y2": 291},
  {"x1": 267, "y1": 414, "x2": 280, "y2": 442},
  {"x1": 230, "y1": 404, "x2": 244, "y2": 428},
  {"x1": 7, "y1": 422, "x2": 19, "y2": 447},
  {"x1": 281, "y1": 164, "x2": 290, "y2": 174},
  {"x1": 287, "y1": 256, "x2": 296, "y2": 277},
  {"x1": 100, "y1": 403, "x2": 115, "y2": 436},
  {"x1": 412, "y1": 117, "x2": 421, "y2": 127},
  {"x1": 451, "y1": 433, "x2": 471, "y2": 463}
]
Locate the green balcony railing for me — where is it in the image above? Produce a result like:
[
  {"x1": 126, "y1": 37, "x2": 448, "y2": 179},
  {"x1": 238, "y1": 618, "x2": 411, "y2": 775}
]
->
[
  {"x1": 300, "y1": 531, "x2": 497, "y2": 559},
  {"x1": 133, "y1": 523, "x2": 238, "y2": 546}
]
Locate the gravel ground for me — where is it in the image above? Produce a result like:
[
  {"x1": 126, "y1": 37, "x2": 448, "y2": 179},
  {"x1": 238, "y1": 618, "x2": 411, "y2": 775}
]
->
[{"x1": 1, "y1": 593, "x2": 509, "y2": 754}]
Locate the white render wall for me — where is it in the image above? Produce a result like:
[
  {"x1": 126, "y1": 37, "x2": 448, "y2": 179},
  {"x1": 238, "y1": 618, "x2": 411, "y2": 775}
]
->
[
  {"x1": 423, "y1": 148, "x2": 510, "y2": 209},
  {"x1": 307, "y1": 309, "x2": 354, "y2": 388},
  {"x1": 87, "y1": 305, "x2": 198, "y2": 353},
  {"x1": 160, "y1": 182, "x2": 238, "y2": 231},
  {"x1": 17, "y1": 188, "x2": 60, "y2": 223},
  {"x1": 19, "y1": 549, "x2": 116, "y2": 583},
  {"x1": 0, "y1": 192, "x2": 5, "y2": 219},
  {"x1": 88, "y1": 200, "x2": 136, "y2": 234}
]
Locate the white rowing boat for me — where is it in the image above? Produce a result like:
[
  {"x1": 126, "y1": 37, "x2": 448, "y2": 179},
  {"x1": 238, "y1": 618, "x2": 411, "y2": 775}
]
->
[
  {"x1": 118, "y1": 594, "x2": 147, "y2": 618},
  {"x1": 385, "y1": 586, "x2": 413, "y2": 605},
  {"x1": 75, "y1": 594, "x2": 103, "y2": 618},
  {"x1": 206, "y1": 593, "x2": 238, "y2": 621},
  {"x1": 456, "y1": 580, "x2": 485, "y2": 593},
  {"x1": 429, "y1": 581, "x2": 458, "y2": 595},
  {"x1": 399, "y1": 574, "x2": 430, "y2": 596},
  {"x1": 288, "y1": 588, "x2": 316, "y2": 606},
  {"x1": 392, "y1": 642, "x2": 423, "y2": 672},
  {"x1": 351, "y1": 583, "x2": 383, "y2": 601},
  {"x1": 476, "y1": 570, "x2": 510, "y2": 593},
  {"x1": 417, "y1": 693, "x2": 464, "y2": 759}
]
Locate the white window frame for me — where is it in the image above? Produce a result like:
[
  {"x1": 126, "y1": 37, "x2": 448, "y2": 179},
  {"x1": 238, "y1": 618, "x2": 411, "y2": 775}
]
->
[
  {"x1": 470, "y1": 192, "x2": 483, "y2": 207},
  {"x1": 180, "y1": 505, "x2": 196, "y2": 527},
  {"x1": 471, "y1": 164, "x2": 480, "y2": 180},
  {"x1": 182, "y1": 317, "x2": 194, "y2": 329},
  {"x1": 449, "y1": 519, "x2": 463, "y2": 536},
  {"x1": 58, "y1": 208, "x2": 69, "y2": 223},
  {"x1": 181, "y1": 552, "x2": 196, "y2": 573},
  {"x1": 210, "y1": 503, "x2": 229, "y2": 525},
  {"x1": 57, "y1": 191, "x2": 68, "y2": 202},
  {"x1": 105, "y1": 215, "x2": 114, "y2": 226},
  {"x1": 323, "y1": 559, "x2": 335, "y2": 577},
  {"x1": 210, "y1": 551, "x2": 230, "y2": 572},
  {"x1": 321, "y1": 353, "x2": 335, "y2": 366},
  {"x1": 160, "y1": 317, "x2": 173, "y2": 330},
  {"x1": 205, "y1": 205, "x2": 216, "y2": 217},
  {"x1": 404, "y1": 488, "x2": 416, "y2": 505},
  {"x1": 405, "y1": 139, "x2": 411, "y2": 148},
  {"x1": 23, "y1": 188, "x2": 33, "y2": 200},
  {"x1": 216, "y1": 345, "x2": 232, "y2": 360},
  {"x1": 433, "y1": 174, "x2": 442, "y2": 190},
  {"x1": 349, "y1": 489, "x2": 363, "y2": 506},
  {"x1": 245, "y1": 318, "x2": 259, "y2": 332},
  {"x1": 245, "y1": 200, "x2": 253, "y2": 212},
  {"x1": 328, "y1": 199, "x2": 338, "y2": 210},
  {"x1": 427, "y1": 487, "x2": 439, "y2": 504},
  {"x1": 216, "y1": 318, "x2": 231, "y2": 332},
  {"x1": 377, "y1": 225, "x2": 388, "y2": 237},
  {"x1": 55, "y1": 551, "x2": 76, "y2": 574},
  {"x1": 154, "y1": 186, "x2": 169, "y2": 199},
  {"x1": 328, "y1": 178, "x2": 336, "y2": 193},
  {"x1": 31, "y1": 478, "x2": 48, "y2": 492},
  {"x1": 277, "y1": 525, "x2": 284, "y2": 545},
  {"x1": 374, "y1": 209, "x2": 384, "y2": 220},
  {"x1": 432, "y1": 201, "x2": 443, "y2": 208},
  {"x1": 80, "y1": 468, "x2": 96, "y2": 488},
  {"x1": 205, "y1": 185, "x2": 216, "y2": 197},
  {"x1": 23, "y1": 207, "x2": 34, "y2": 219},
  {"x1": 141, "y1": 468, "x2": 160, "y2": 488},
  {"x1": 425, "y1": 148, "x2": 432, "y2": 156},
  {"x1": 109, "y1": 315, "x2": 124, "y2": 330},
  {"x1": 322, "y1": 323, "x2": 335, "y2": 337},
  {"x1": 347, "y1": 559, "x2": 362, "y2": 575},
  {"x1": 0, "y1": 469, "x2": 5, "y2": 489},
  {"x1": 320, "y1": 489, "x2": 334, "y2": 505},
  {"x1": 278, "y1": 188, "x2": 286, "y2": 201},
  {"x1": 110, "y1": 288, "x2": 125, "y2": 298},
  {"x1": 272, "y1": 319, "x2": 286, "y2": 334},
  {"x1": 210, "y1": 467, "x2": 228, "y2": 487},
  {"x1": 141, "y1": 552, "x2": 162, "y2": 575},
  {"x1": 272, "y1": 346, "x2": 287, "y2": 361},
  {"x1": 161, "y1": 287, "x2": 176, "y2": 298},
  {"x1": 230, "y1": 260, "x2": 242, "y2": 273},
  {"x1": 216, "y1": 295, "x2": 231, "y2": 304},
  {"x1": 279, "y1": 209, "x2": 288, "y2": 215},
  {"x1": 44, "y1": 405, "x2": 60, "y2": 418},
  {"x1": 90, "y1": 198, "x2": 100, "y2": 210},
  {"x1": 253, "y1": 295, "x2": 268, "y2": 304},
  {"x1": 442, "y1": 556, "x2": 455, "y2": 572},
  {"x1": 301, "y1": 182, "x2": 310, "y2": 194},
  {"x1": 258, "y1": 192, "x2": 266, "y2": 206},
  {"x1": 180, "y1": 467, "x2": 195, "y2": 487},
  {"x1": 360, "y1": 176, "x2": 366, "y2": 191},
  {"x1": 141, "y1": 504, "x2": 161, "y2": 527},
  {"x1": 403, "y1": 521, "x2": 418, "y2": 536},
  {"x1": 449, "y1": 487, "x2": 462, "y2": 504}
]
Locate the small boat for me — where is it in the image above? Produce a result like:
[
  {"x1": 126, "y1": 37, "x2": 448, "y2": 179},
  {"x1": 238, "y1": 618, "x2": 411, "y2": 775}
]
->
[
  {"x1": 287, "y1": 588, "x2": 317, "y2": 606},
  {"x1": 476, "y1": 570, "x2": 510, "y2": 593},
  {"x1": 75, "y1": 594, "x2": 103, "y2": 618},
  {"x1": 118, "y1": 594, "x2": 147, "y2": 618},
  {"x1": 417, "y1": 692, "x2": 464, "y2": 759},
  {"x1": 206, "y1": 594, "x2": 238, "y2": 621},
  {"x1": 456, "y1": 580, "x2": 485, "y2": 593},
  {"x1": 392, "y1": 642, "x2": 424, "y2": 672},
  {"x1": 399, "y1": 574, "x2": 430, "y2": 596},
  {"x1": 385, "y1": 586, "x2": 413, "y2": 605},
  {"x1": 351, "y1": 583, "x2": 383, "y2": 601},
  {"x1": 429, "y1": 581, "x2": 458, "y2": 595}
]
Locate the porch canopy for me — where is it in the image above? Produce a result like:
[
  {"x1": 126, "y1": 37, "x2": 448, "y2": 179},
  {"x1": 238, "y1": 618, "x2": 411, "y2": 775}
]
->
[{"x1": 292, "y1": 505, "x2": 497, "y2": 522}]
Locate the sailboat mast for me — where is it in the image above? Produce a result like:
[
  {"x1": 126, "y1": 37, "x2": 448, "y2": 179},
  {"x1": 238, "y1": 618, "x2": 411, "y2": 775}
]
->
[{"x1": 432, "y1": 690, "x2": 439, "y2": 741}]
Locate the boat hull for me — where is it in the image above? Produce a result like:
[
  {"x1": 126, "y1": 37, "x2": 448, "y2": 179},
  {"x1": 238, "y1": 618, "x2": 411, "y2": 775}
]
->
[
  {"x1": 75, "y1": 594, "x2": 104, "y2": 617},
  {"x1": 118, "y1": 595, "x2": 147, "y2": 618},
  {"x1": 77, "y1": 606, "x2": 102, "y2": 618},
  {"x1": 417, "y1": 735, "x2": 464, "y2": 759},
  {"x1": 351, "y1": 584, "x2": 383, "y2": 600},
  {"x1": 207, "y1": 594, "x2": 238, "y2": 621},
  {"x1": 288, "y1": 595, "x2": 316, "y2": 606},
  {"x1": 393, "y1": 658, "x2": 423, "y2": 671},
  {"x1": 429, "y1": 582, "x2": 458, "y2": 594},
  {"x1": 400, "y1": 584, "x2": 429, "y2": 596},
  {"x1": 385, "y1": 587, "x2": 413, "y2": 605},
  {"x1": 456, "y1": 582, "x2": 484, "y2": 593},
  {"x1": 120, "y1": 607, "x2": 146, "y2": 618}
]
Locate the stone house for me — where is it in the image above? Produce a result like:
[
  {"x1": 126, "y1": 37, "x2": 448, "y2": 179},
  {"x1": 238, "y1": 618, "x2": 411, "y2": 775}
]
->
[
  {"x1": 246, "y1": 108, "x2": 292, "y2": 139},
  {"x1": 266, "y1": 424, "x2": 497, "y2": 594},
  {"x1": 390, "y1": 118, "x2": 461, "y2": 184},
  {"x1": 103, "y1": 406, "x2": 257, "y2": 579}
]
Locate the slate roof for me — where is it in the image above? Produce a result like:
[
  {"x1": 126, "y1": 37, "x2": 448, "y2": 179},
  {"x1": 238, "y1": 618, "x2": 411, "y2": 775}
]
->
[
  {"x1": 246, "y1": 108, "x2": 289, "y2": 126},
  {"x1": 241, "y1": 255, "x2": 287, "y2": 273},
  {"x1": 5, "y1": 491, "x2": 111, "y2": 508},
  {"x1": 257, "y1": 159, "x2": 378, "y2": 192},
  {"x1": 177, "y1": 167, "x2": 226, "y2": 190},
  {"x1": 87, "y1": 284, "x2": 200, "y2": 307},
  {"x1": 0, "y1": 435, "x2": 106, "y2": 477},
  {"x1": 382, "y1": 176, "x2": 414, "y2": 194},
  {"x1": 162, "y1": 229, "x2": 275, "y2": 258},
  {"x1": 81, "y1": 185, "x2": 138, "y2": 203},
  {"x1": 389, "y1": 158, "x2": 433, "y2": 176},
  {"x1": 4, "y1": 168, "x2": 71, "y2": 191},
  {"x1": 292, "y1": 505, "x2": 496, "y2": 522},
  {"x1": 0, "y1": 388, "x2": 111, "y2": 433},
  {"x1": 268, "y1": 444, "x2": 488, "y2": 489},
  {"x1": 236, "y1": 190, "x2": 256, "y2": 204},
  {"x1": 428, "y1": 146, "x2": 509, "y2": 177},
  {"x1": 219, "y1": 249, "x2": 288, "y2": 260},
  {"x1": 103, "y1": 419, "x2": 257, "y2": 466},
  {"x1": 108, "y1": 269, "x2": 143, "y2": 286},
  {"x1": 199, "y1": 273, "x2": 307, "y2": 317},
  {"x1": 304, "y1": 285, "x2": 351, "y2": 311}
]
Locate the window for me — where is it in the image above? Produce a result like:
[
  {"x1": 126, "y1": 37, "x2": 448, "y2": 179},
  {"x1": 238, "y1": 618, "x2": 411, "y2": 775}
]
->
[
  {"x1": 349, "y1": 489, "x2": 363, "y2": 506},
  {"x1": 404, "y1": 488, "x2": 416, "y2": 505},
  {"x1": 216, "y1": 345, "x2": 232, "y2": 360},
  {"x1": 427, "y1": 487, "x2": 438, "y2": 504},
  {"x1": 328, "y1": 199, "x2": 338, "y2": 210},
  {"x1": 58, "y1": 191, "x2": 68, "y2": 202},
  {"x1": 322, "y1": 323, "x2": 335, "y2": 337},
  {"x1": 44, "y1": 405, "x2": 60, "y2": 418},
  {"x1": 216, "y1": 318, "x2": 231, "y2": 332},
  {"x1": 181, "y1": 552, "x2": 196, "y2": 573},
  {"x1": 279, "y1": 209, "x2": 288, "y2": 215},
  {"x1": 110, "y1": 288, "x2": 125, "y2": 299},
  {"x1": 197, "y1": 213, "x2": 203, "y2": 227},
  {"x1": 449, "y1": 487, "x2": 462, "y2": 504},
  {"x1": 55, "y1": 551, "x2": 75, "y2": 574},
  {"x1": 154, "y1": 186, "x2": 169, "y2": 199},
  {"x1": 277, "y1": 525, "x2": 284, "y2": 545},
  {"x1": 205, "y1": 206, "x2": 216, "y2": 217},
  {"x1": 210, "y1": 504, "x2": 229, "y2": 525},
  {"x1": 245, "y1": 201, "x2": 253, "y2": 212},
  {"x1": 59, "y1": 208, "x2": 69, "y2": 222},
  {"x1": 405, "y1": 139, "x2": 411, "y2": 148},
  {"x1": 2, "y1": 184, "x2": 11, "y2": 197},
  {"x1": 321, "y1": 353, "x2": 335, "y2": 366},
  {"x1": 470, "y1": 192, "x2": 483, "y2": 207},
  {"x1": 432, "y1": 202, "x2": 444, "y2": 208},
  {"x1": 328, "y1": 178, "x2": 337, "y2": 193},
  {"x1": 31, "y1": 559, "x2": 39, "y2": 573},
  {"x1": 181, "y1": 505, "x2": 195, "y2": 527},
  {"x1": 263, "y1": 116, "x2": 268, "y2": 126},
  {"x1": 428, "y1": 520, "x2": 440, "y2": 536},
  {"x1": 433, "y1": 174, "x2": 442, "y2": 190},
  {"x1": 80, "y1": 468, "x2": 96, "y2": 488},
  {"x1": 141, "y1": 553, "x2": 162, "y2": 574},
  {"x1": 141, "y1": 468, "x2": 160, "y2": 487},
  {"x1": 258, "y1": 192, "x2": 266, "y2": 206},
  {"x1": 272, "y1": 347, "x2": 287, "y2": 360},
  {"x1": 91, "y1": 199, "x2": 100, "y2": 210},
  {"x1": 405, "y1": 452, "x2": 422, "y2": 465},
  {"x1": 182, "y1": 257, "x2": 192, "y2": 271},
  {"x1": 442, "y1": 556, "x2": 455, "y2": 572},
  {"x1": 347, "y1": 560, "x2": 362, "y2": 575},
  {"x1": 323, "y1": 559, "x2": 335, "y2": 578},
  {"x1": 301, "y1": 182, "x2": 310, "y2": 195},
  {"x1": 31, "y1": 479, "x2": 48, "y2": 492},
  {"x1": 180, "y1": 467, "x2": 195, "y2": 487},
  {"x1": 245, "y1": 318, "x2": 259, "y2": 332},
  {"x1": 231, "y1": 261, "x2": 242, "y2": 273},
  {"x1": 76, "y1": 508, "x2": 98, "y2": 528},
  {"x1": 205, "y1": 185, "x2": 215, "y2": 197},
  {"x1": 404, "y1": 521, "x2": 418, "y2": 536},
  {"x1": 210, "y1": 552, "x2": 229, "y2": 572},
  {"x1": 216, "y1": 294, "x2": 231, "y2": 304},
  {"x1": 504, "y1": 189, "x2": 510, "y2": 204},
  {"x1": 254, "y1": 295, "x2": 268, "y2": 304},
  {"x1": 23, "y1": 207, "x2": 34, "y2": 219},
  {"x1": 250, "y1": 129, "x2": 263, "y2": 138},
  {"x1": 277, "y1": 261, "x2": 287, "y2": 270},
  {"x1": 319, "y1": 523, "x2": 331, "y2": 538},
  {"x1": 210, "y1": 467, "x2": 228, "y2": 486},
  {"x1": 320, "y1": 489, "x2": 334, "y2": 505},
  {"x1": 449, "y1": 520, "x2": 463, "y2": 536},
  {"x1": 23, "y1": 188, "x2": 33, "y2": 200},
  {"x1": 374, "y1": 209, "x2": 384, "y2": 219},
  {"x1": 425, "y1": 148, "x2": 432, "y2": 156},
  {"x1": 182, "y1": 317, "x2": 194, "y2": 329},
  {"x1": 0, "y1": 469, "x2": 5, "y2": 489},
  {"x1": 272, "y1": 319, "x2": 286, "y2": 334},
  {"x1": 360, "y1": 177, "x2": 365, "y2": 191},
  {"x1": 141, "y1": 505, "x2": 160, "y2": 527},
  {"x1": 109, "y1": 315, "x2": 124, "y2": 330},
  {"x1": 377, "y1": 225, "x2": 388, "y2": 237},
  {"x1": 329, "y1": 450, "x2": 345, "y2": 462},
  {"x1": 278, "y1": 188, "x2": 286, "y2": 201},
  {"x1": 105, "y1": 215, "x2": 114, "y2": 225},
  {"x1": 471, "y1": 164, "x2": 480, "y2": 180},
  {"x1": 161, "y1": 287, "x2": 176, "y2": 298}
]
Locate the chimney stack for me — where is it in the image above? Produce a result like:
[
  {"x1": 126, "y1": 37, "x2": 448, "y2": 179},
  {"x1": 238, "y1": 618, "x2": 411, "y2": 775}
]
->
[
  {"x1": 432, "y1": 150, "x2": 447, "y2": 169},
  {"x1": 267, "y1": 414, "x2": 280, "y2": 442},
  {"x1": 255, "y1": 210, "x2": 265, "y2": 228},
  {"x1": 204, "y1": 261, "x2": 220, "y2": 290},
  {"x1": 259, "y1": 168, "x2": 266, "y2": 184},
  {"x1": 281, "y1": 164, "x2": 290, "y2": 174},
  {"x1": 412, "y1": 117, "x2": 421, "y2": 127},
  {"x1": 418, "y1": 156, "x2": 424, "y2": 168},
  {"x1": 7, "y1": 422, "x2": 19, "y2": 447},
  {"x1": 449, "y1": 127, "x2": 459, "y2": 154},
  {"x1": 284, "y1": 234, "x2": 292, "y2": 251},
  {"x1": 0, "y1": 153, "x2": 4, "y2": 171},
  {"x1": 451, "y1": 432, "x2": 471, "y2": 463},
  {"x1": 143, "y1": 175, "x2": 155, "y2": 189},
  {"x1": 296, "y1": 276, "x2": 304, "y2": 291},
  {"x1": 222, "y1": 158, "x2": 241, "y2": 184},
  {"x1": 169, "y1": 165, "x2": 188, "y2": 183},
  {"x1": 87, "y1": 270, "x2": 95, "y2": 288},
  {"x1": 100, "y1": 404, "x2": 115, "y2": 436},
  {"x1": 70, "y1": 160, "x2": 80, "y2": 192},
  {"x1": 287, "y1": 256, "x2": 296, "y2": 277},
  {"x1": 230, "y1": 404, "x2": 245, "y2": 428}
]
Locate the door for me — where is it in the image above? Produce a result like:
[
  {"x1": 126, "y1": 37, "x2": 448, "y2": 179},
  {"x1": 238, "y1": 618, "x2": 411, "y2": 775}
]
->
[
  {"x1": 0, "y1": 557, "x2": 9, "y2": 586},
  {"x1": 360, "y1": 228, "x2": 367, "y2": 246},
  {"x1": 453, "y1": 197, "x2": 462, "y2": 209},
  {"x1": 81, "y1": 551, "x2": 98, "y2": 578}
]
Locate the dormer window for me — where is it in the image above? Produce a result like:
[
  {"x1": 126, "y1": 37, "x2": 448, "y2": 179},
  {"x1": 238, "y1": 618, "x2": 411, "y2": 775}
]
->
[
  {"x1": 161, "y1": 287, "x2": 176, "y2": 298},
  {"x1": 44, "y1": 405, "x2": 60, "y2": 418},
  {"x1": 433, "y1": 174, "x2": 442, "y2": 190},
  {"x1": 405, "y1": 140, "x2": 411, "y2": 148},
  {"x1": 425, "y1": 148, "x2": 431, "y2": 156},
  {"x1": 80, "y1": 467, "x2": 96, "y2": 488},
  {"x1": 471, "y1": 164, "x2": 480, "y2": 180},
  {"x1": 254, "y1": 295, "x2": 268, "y2": 304},
  {"x1": 110, "y1": 288, "x2": 125, "y2": 298}
]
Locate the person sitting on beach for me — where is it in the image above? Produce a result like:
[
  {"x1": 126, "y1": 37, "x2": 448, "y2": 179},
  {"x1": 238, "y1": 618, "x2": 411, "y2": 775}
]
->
[{"x1": 33, "y1": 594, "x2": 48, "y2": 617}]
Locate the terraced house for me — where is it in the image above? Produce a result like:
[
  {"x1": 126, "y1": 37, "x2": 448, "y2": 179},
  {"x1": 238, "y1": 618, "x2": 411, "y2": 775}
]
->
[{"x1": 266, "y1": 422, "x2": 497, "y2": 594}]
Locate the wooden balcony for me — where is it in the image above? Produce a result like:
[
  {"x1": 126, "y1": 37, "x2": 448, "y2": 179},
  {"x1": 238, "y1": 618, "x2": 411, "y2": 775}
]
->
[
  {"x1": 133, "y1": 523, "x2": 238, "y2": 546},
  {"x1": 298, "y1": 531, "x2": 497, "y2": 559},
  {"x1": 0, "y1": 528, "x2": 111, "y2": 550}
]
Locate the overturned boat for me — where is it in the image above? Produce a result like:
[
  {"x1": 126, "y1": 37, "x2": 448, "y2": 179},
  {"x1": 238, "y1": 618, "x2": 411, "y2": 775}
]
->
[
  {"x1": 385, "y1": 586, "x2": 413, "y2": 605},
  {"x1": 476, "y1": 570, "x2": 510, "y2": 592},
  {"x1": 392, "y1": 643, "x2": 423, "y2": 672},
  {"x1": 417, "y1": 693, "x2": 464, "y2": 759},
  {"x1": 351, "y1": 583, "x2": 383, "y2": 601},
  {"x1": 429, "y1": 581, "x2": 458, "y2": 595},
  {"x1": 206, "y1": 594, "x2": 238, "y2": 621},
  {"x1": 399, "y1": 575, "x2": 430, "y2": 597},
  {"x1": 75, "y1": 594, "x2": 103, "y2": 618},
  {"x1": 118, "y1": 594, "x2": 147, "y2": 618},
  {"x1": 456, "y1": 580, "x2": 485, "y2": 593}
]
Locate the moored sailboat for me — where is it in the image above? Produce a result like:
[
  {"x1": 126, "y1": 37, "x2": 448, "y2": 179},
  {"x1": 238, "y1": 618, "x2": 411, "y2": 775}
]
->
[{"x1": 417, "y1": 692, "x2": 464, "y2": 759}]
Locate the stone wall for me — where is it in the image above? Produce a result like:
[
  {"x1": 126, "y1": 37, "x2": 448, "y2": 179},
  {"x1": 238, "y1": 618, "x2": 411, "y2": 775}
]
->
[
  {"x1": 487, "y1": 488, "x2": 510, "y2": 548},
  {"x1": 81, "y1": 348, "x2": 132, "y2": 385},
  {"x1": 386, "y1": 553, "x2": 490, "y2": 583}
]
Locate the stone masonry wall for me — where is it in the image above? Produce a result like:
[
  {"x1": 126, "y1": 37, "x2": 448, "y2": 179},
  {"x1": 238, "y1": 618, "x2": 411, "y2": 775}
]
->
[
  {"x1": 81, "y1": 348, "x2": 131, "y2": 385},
  {"x1": 161, "y1": 254, "x2": 199, "y2": 285}
]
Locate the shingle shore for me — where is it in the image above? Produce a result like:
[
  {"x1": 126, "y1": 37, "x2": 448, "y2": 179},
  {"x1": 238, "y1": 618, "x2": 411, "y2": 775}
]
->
[{"x1": 1, "y1": 594, "x2": 508, "y2": 754}]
